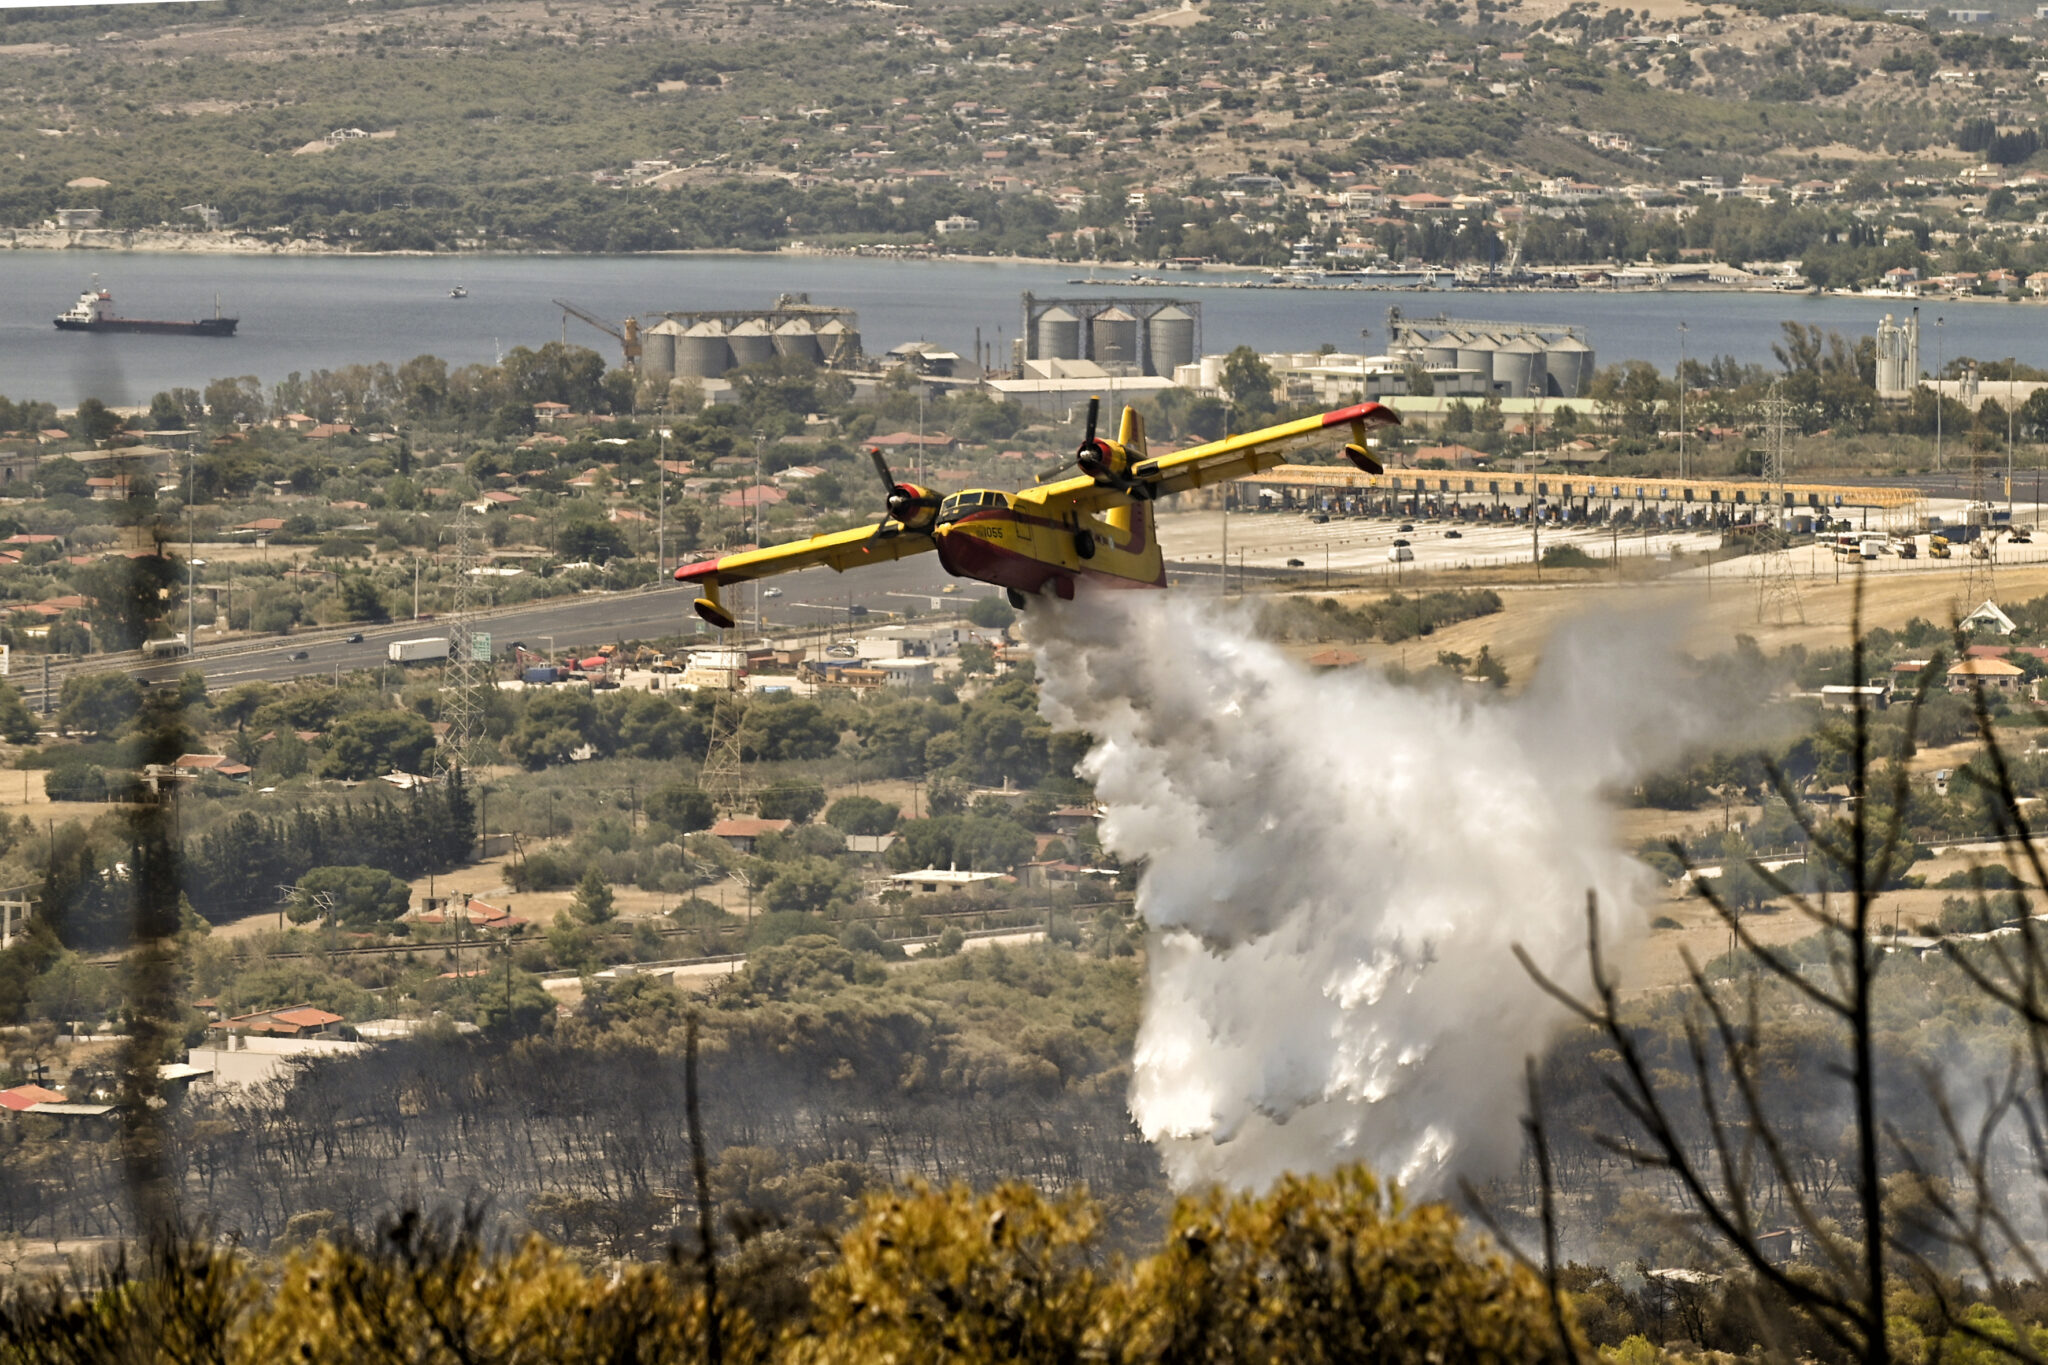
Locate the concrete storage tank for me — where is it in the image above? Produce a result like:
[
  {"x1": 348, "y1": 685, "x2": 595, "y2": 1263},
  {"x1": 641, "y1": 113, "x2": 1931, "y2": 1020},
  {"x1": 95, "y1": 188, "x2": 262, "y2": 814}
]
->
[
  {"x1": 1543, "y1": 336, "x2": 1594, "y2": 398},
  {"x1": 1036, "y1": 306, "x2": 1082, "y2": 361},
  {"x1": 773, "y1": 317, "x2": 822, "y2": 365},
  {"x1": 1491, "y1": 338, "x2": 1547, "y2": 399},
  {"x1": 1146, "y1": 305, "x2": 1197, "y2": 377},
  {"x1": 1092, "y1": 307, "x2": 1140, "y2": 368},
  {"x1": 815, "y1": 319, "x2": 859, "y2": 366},
  {"x1": 641, "y1": 319, "x2": 683, "y2": 380},
  {"x1": 675, "y1": 321, "x2": 733, "y2": 379},
  {"x1": 1455, "y1": 333, "x2": 1496, "y2": 377},
  {"x1": 727, "y1": 319, "x2": 775, "y2": 368},
  {"x1": 1422, "y1": 338, "x2": 1460, "y2": 372}
]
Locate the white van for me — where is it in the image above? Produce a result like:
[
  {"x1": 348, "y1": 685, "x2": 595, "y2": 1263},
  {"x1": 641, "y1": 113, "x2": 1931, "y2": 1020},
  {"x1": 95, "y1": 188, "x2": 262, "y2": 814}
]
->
[{"x1": 1387, "y1": 546, "x2": 1414, "y2": 563}]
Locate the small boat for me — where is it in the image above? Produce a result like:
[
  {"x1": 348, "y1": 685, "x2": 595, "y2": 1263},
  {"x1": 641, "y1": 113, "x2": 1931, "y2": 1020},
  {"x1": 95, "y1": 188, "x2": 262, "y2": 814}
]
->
[{"x1": 449, "y1": 285, "x2": 468, "y2": 299}]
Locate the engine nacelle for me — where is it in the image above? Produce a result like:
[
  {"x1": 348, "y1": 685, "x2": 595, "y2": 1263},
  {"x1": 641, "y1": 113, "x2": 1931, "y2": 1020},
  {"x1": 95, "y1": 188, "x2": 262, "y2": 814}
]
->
[
  {"x1": 887, "y1": 482, "x2": 942, "y2": 532},
  {"x1": 1076, "y1": 438, "x2": 1130, "y2": 485}
]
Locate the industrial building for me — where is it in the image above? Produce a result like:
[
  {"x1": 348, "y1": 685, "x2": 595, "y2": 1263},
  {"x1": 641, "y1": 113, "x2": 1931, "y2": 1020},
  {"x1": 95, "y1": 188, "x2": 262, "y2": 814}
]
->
[
  {"x1": 1875, "y1": 311, "x2": 1920, "y2": 401},
  {"x1": 1377, "y1": 310, "x2": 1596, "y2": 400},
  {"x1": 1019, "y1": 294, "x2": 1202, "y2": 378},
  {"x1": 1172, "y1": 310, "x2": 1596, "y2": 408},
  {"x1": 637, "y1": 299, "x2": 862, "y2": 382}
]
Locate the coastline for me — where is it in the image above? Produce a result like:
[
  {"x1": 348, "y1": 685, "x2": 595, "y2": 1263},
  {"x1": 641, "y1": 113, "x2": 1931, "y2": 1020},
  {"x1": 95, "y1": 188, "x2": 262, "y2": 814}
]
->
[{"x1": 2, "y1": 231, "x2": 2039, "y2": 309}]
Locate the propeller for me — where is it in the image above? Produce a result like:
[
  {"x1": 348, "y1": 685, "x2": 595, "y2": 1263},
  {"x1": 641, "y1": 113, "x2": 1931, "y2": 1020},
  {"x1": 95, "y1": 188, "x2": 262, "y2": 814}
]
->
[
  {"x1": 1074, "y1": 396, "x2": 1117, "y2": 482},
  {"x1": 869, "y1": 448, "x2": 939, "y2": 533}
]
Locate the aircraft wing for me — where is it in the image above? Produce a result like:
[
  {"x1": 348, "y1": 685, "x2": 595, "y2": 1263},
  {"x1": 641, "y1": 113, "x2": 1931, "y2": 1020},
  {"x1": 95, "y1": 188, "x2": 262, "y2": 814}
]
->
[
  {"x1": 1028, "y1": 402, "x2": 1400, "y2": 515},
  {"x1": 673, "y1": 522, "x2": 935, "y2": 587}
]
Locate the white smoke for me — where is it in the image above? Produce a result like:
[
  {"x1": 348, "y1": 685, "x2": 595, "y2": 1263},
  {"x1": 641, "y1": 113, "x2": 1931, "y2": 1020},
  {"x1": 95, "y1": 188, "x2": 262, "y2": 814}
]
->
[{"x1": 1028, "y1": 590, "x2": 1700, "y2": 1194}]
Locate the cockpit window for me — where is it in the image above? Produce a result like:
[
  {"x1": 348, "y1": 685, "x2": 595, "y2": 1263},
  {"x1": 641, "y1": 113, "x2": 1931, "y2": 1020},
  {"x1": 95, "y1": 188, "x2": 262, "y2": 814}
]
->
[{"x1": 939, "y1": 491, "x2": 1009, "y2": 520}]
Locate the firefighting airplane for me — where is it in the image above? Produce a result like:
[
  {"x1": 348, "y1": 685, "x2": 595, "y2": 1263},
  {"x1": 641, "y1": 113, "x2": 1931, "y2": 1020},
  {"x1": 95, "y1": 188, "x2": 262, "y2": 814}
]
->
[{"x1": 673, "y1": 397, "x2": 1400, "y2": 626}]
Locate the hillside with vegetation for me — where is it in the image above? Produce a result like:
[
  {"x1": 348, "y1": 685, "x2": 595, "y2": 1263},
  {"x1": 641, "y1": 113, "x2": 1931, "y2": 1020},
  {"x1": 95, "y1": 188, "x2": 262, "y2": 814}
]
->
[{"x1": 7, "y1": 0, "x2": 2048, "y2": 285}]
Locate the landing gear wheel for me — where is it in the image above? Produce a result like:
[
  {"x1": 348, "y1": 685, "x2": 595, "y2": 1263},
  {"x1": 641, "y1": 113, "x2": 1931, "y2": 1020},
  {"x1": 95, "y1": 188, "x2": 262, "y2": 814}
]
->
[
  {"x1": 1074, "y1": 529, "x2": 1097, "y2": 559},
  {"x1": 1006, "y1": 587, "x2": 1028, "y2": 611}
]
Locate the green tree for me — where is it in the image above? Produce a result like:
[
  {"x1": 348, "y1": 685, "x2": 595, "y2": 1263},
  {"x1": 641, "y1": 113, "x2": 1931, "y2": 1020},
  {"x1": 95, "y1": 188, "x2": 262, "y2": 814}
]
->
[
  {"x1": 291, "y1": 865, "x2": 412, "y2": 928},
  {"x1": 507, "y1": 689, "x2": 600, "y2": 769},
  {"x1": 967, "y1": 596, "x2": 1016, "y2": 629},
  {"x1": 555, "y1": 519, "x2": 628, "y2": 565},
  {"x1": 1221, "y1": 345, "x2": 1276, "y2": 426},
  {"x1": 319, "y1": 710, "x2": 436, "y2": 780},
  {"x1": 76, "y1": 553, "x2": 181, "y2": 651},
  {"x1": 648, "y1": 783, "x2": 716, "y2": 833},
  {"x1": 826, "y1": 795, "x2": 900, "y2": 836},
  {"x1": 37, "y1": 456, "x2": 89, "y2": 499},
  {"x1": 0, "y1": 682, "x2": 40, "y2": 744},
  {"x1": 571, "y1": 864, "x2": 616, "y2": 924},
  {"x1": 57, "y1": 671, "x2": 141, "y2": 737},
  {"x1": 757, "y1": 780, "x2": 826, "y2": 824},
  {"x1": 339, "y1": 575, "x2": 389, "y2": 622},
  {"x1": 68, "y1": 397, "x2": 122, "y2": 444}
]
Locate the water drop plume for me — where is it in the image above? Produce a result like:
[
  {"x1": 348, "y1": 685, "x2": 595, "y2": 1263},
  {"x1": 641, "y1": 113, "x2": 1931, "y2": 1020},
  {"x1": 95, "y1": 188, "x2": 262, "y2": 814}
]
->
[{"x1": 1028, "y1": 589, "x2": 1699, "y2": 1194}]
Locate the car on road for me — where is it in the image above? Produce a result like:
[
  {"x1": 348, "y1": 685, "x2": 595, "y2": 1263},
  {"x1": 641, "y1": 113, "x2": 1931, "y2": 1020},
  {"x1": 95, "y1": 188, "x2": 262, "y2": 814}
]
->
[
  {"x1": 346, "y1": 633, "x2": 364, "y2": 643},
  {"x1": 1398, "y1": 523, "x2": 1414, "y2": 532},
  {"x1": 763, "y1": 587, "x2": 784, "y2": 598},
  {"x1": 1445, "y1": 530, "x2": 1462, "y2": 539},
  {"x1": 1286, "y1": 558, "x2": 1305, "y2": 567},
  {"x1": 1392, "y1": 538, "x2": 1411, "y2": 548},
  {"x1": 290, "y1": 650, "x2": 310, "y2": 661}
]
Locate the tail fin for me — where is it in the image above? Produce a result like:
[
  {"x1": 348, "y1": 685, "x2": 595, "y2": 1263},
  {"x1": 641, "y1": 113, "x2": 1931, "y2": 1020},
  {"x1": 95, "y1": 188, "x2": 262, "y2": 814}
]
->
[{"x1": 1117, "y1": 405, "x2": 1147, "y2": 463}]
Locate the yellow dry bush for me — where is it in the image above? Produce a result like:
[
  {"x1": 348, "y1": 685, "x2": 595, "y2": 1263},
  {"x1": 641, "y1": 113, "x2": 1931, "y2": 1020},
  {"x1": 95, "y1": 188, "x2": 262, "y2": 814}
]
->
[
  {"x1": 782, "y1": 1179, "x2": 1111, "y2": 1365},
  {"x1": 1117, "y1": 1166, "x2": 1562, "y2": 1363},
  {"x1": 238, "y1": 1213, "x2": 765, "y2": 1365}
]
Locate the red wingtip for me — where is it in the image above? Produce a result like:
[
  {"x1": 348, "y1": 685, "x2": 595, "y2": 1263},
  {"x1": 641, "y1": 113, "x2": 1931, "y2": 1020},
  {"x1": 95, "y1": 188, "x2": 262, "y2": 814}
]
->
[
  {"x1": 674, "y1": 556, "x2": 722, "y2": 583},
  {"x1": 1321, "y1": 402, "x2": 1401, "y2": 428}
]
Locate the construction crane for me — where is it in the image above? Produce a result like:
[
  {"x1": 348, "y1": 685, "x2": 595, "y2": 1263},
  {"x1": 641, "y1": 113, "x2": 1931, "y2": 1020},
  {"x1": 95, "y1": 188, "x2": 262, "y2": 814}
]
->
[{"x1": 551, "y1": 298, "x2": 642, "y2": 367}]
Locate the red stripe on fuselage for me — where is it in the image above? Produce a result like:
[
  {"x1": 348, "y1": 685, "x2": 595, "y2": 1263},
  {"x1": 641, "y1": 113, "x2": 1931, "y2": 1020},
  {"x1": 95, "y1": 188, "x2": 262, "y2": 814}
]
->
[{"x1": 937, "y1": 513, "x2": 1165, "y2": 592}]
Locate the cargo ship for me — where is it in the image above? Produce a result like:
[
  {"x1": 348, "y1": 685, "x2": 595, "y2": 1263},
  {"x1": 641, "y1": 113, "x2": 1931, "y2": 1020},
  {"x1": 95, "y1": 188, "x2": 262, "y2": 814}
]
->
[{"x1": 53, "y1": 283, "x2": 237, "y2": 337}]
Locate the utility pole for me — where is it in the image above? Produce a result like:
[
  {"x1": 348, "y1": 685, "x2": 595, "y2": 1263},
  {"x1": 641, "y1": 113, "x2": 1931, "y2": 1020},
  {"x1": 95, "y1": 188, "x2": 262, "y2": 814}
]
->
[
  {"x1": 1935, "y1": 314, "x2": 1946, "y2": 474},
  {"x1": 1677, "y1": 320, "x2": 1688, "y2": 481},
  {"x1": 185, "y1": 438, "x2": 196, "y2": 649},
  {"x1": 1755, "y1": 382, "x2": 1805, "y2": 626},
  {"x1": 658, "y1": 421, "x2": 672, "y2": 578}
]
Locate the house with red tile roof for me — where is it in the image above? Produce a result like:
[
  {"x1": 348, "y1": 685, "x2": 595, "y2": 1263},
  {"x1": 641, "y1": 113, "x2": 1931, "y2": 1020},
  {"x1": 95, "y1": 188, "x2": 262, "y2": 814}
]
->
[
  {"x1": 708, "y1": 817, "x2": 792, "y2": 852},
  {"x1": 207, "y1": 1004, "x2": 345, "y2": 1037},
  {"x1": 0, "y1": 1084, "x2": 65, "y2": 1111}
]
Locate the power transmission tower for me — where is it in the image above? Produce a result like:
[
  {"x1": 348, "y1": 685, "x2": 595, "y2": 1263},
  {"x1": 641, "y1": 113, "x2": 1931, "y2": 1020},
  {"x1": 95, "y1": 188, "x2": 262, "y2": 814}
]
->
[
  {"x1": 1754, "y1": 385, "x2": 1806, "y2": 627},
  {"x1": 1961, "y1": 446, "x2": 1998, "y2": 615},
  {"x1": 697, "y1": 686, "x2": 752, "y2": 815},
  {"x1": 437, "y1": 508, "x2": 486, "y2": 776}
]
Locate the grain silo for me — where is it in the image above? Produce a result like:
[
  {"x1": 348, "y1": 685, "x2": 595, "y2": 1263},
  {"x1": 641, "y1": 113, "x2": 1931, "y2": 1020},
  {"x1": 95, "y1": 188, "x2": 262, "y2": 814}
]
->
[
  {"x1": 815, "y1": 318, "x2": 860, "y2": 366},
  {"x1": 1146, "y1": 304, "x2": 1197, "y2": 377},
  {"x1": 773, "y1": 317, "x2": 822, "y2": 365},
  {"x1": 1454, "y1": 332, "x2": 1496, "y2": 379},
  {"x1": 1422, "y1": 335, "x2": 1461, "y2": 372},
  {"x1": 727, "y1": 318, "x2": 775, "y2": 368},
  {"x1": 1543, "y1": 335, "x2": 1594, "y2": 398},
  {"x1": 1092, "y1": 307, "x2": 1140, "y2": 369},
  {"x1": 1491, "y1": 337, "x2": 1547, "y2": 399},
  {"x1": 674, "y1": 320, "x2": 733, "y2": 379},
  {"x1": 645, "y1": 319, "x2": 686, "y2": 381},
  {"x1": 1036, "y1": 306, "x2": 1082, "y2": 361}
]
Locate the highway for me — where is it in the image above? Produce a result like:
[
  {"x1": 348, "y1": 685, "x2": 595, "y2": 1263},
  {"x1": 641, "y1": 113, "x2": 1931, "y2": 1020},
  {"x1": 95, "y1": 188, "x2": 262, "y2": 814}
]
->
[{"x1": 42, "y1": 552, "x2": 990, "y2": 702}]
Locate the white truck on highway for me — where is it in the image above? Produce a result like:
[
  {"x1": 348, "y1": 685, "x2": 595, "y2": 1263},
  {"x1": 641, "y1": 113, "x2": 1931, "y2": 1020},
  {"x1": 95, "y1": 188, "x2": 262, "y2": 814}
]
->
[
  {"x1": 387, "y1": 637, "x2": 451, "y2": 664},
  {"x1": 140, "y1": 634, "x2": 190, "y2": 659}
]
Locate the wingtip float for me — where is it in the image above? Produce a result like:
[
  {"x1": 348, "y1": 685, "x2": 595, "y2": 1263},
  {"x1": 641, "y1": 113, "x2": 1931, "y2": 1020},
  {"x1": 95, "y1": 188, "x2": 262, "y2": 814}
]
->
[{"x1": 674, "y1": 400, "x2": 1398, "y2": 630}]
